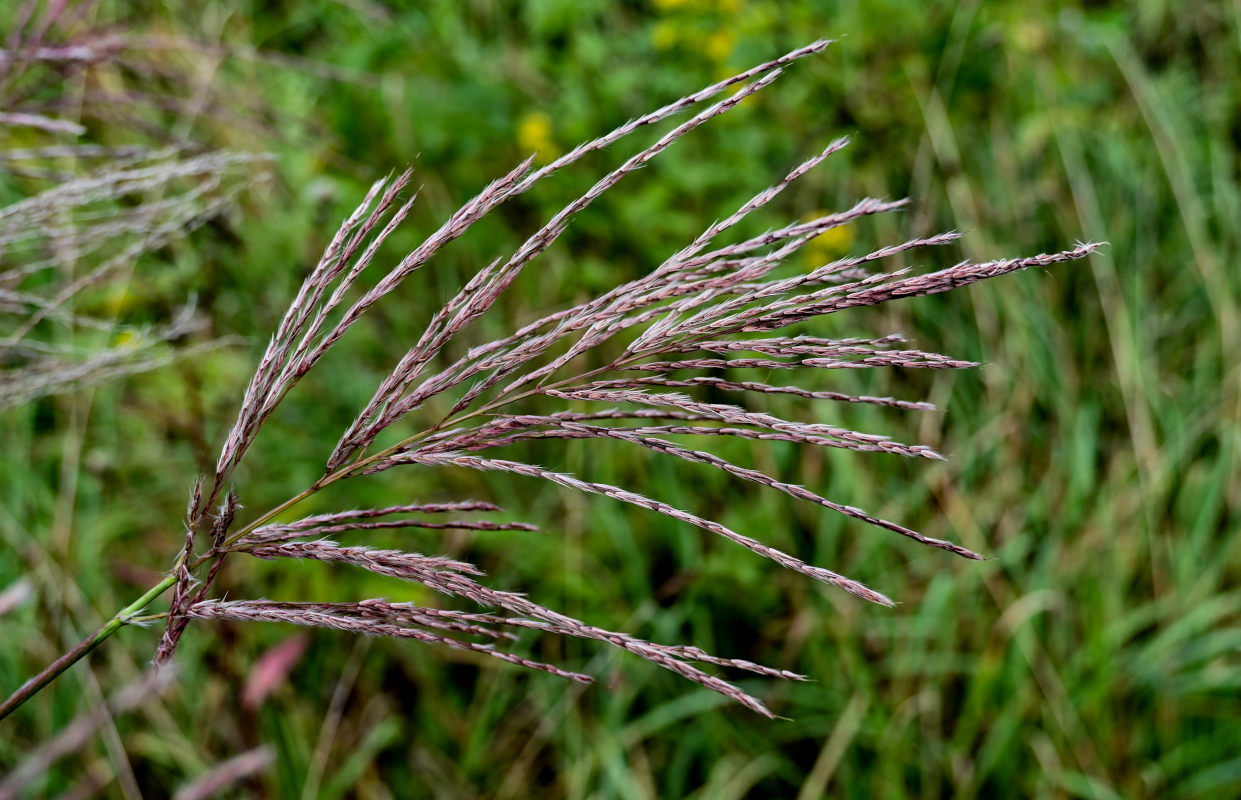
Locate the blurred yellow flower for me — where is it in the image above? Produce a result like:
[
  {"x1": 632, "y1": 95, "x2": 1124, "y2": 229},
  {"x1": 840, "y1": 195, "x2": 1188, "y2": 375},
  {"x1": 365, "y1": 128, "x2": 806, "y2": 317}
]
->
[
  {"x1": 517, "y1": 111, "x2": 558, "y2": 163},
  {"x1": 652, "y1": 20, "x2": 680, "y2": 50},
  {"x1": 653, "y1": 0, "x2": 741, "y2": 10},
  {"x1": 804, "y1": 215, "x2": 854, "y2": 264},
  {"x1": 704, "y1": 29, "x2": 735, "y2": 63},
  {"x1": 651, "y1": 0, "x2": 743, "y2": 56},
  {"x1": 104, "y1": 285, "x2": 134, "y2": 316},
  {"x1": 112, "y1": 330, "x2": 140, "y2": 350}
]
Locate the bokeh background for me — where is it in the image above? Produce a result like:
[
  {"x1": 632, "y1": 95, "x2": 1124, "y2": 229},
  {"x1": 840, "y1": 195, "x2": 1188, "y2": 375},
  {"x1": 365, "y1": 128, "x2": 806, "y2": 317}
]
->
[{"x1": 2, "y1": 1, "x2": 1239, "y2": 797}]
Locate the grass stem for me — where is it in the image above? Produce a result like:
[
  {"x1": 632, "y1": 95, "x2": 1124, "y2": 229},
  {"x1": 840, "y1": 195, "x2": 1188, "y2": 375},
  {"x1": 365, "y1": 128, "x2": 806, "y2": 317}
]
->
[{"x1": 0, "y1": 574, "x2": 177, "y2": 721}]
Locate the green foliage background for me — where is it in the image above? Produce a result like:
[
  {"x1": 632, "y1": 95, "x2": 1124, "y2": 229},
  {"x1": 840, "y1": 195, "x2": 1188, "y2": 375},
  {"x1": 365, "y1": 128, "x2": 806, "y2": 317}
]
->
[{"x1": 2, "y1": 1, "x2": 1239, "y2": 797}]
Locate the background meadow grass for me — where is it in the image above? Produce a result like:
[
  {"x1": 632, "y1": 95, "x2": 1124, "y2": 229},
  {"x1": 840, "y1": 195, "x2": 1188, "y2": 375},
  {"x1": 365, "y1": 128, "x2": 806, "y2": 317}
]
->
[{"x1": 1, "y1": 1, "x2": 1239, "y2": 797}]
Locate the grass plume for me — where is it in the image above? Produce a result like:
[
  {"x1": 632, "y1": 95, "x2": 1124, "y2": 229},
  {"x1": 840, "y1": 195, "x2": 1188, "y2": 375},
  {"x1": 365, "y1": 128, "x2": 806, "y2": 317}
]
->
[{"x1": 0, "y1": 39, "x2": 1098, "y2": 722}]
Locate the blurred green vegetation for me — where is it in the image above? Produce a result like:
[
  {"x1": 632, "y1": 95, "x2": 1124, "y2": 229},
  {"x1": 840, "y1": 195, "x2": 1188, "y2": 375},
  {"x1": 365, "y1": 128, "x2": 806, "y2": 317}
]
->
[{"x1": 2, "y1": 0, "x2": 1239, "y2": 797}]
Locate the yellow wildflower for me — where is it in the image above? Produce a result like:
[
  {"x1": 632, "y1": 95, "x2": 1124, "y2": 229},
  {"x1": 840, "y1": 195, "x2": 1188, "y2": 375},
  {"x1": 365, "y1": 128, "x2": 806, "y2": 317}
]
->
[
  {"x1": 804, "y1": 214, "x2": 854, "y2": 264},
  {"x1": 104, "y1": 285, "x2": 134, "y2": 316},
  {"x1": 652, "y1": 20, "x2": 680, "y2": 50},
  {"x1": 654, "y1": 0, "x2": 741, "y2": 10},
  {"x1": 704, "y1": 29, "x2": 735, "y2": 63},
  {"x1": 517, "y1": 111, "x2": 559, "y2": 163}
]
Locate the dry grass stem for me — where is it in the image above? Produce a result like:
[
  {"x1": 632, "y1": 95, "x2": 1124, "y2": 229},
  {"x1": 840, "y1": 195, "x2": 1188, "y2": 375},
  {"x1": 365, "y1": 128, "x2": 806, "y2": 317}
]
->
[
  {"x1": 171, "y1": 746, "x2": 275, "y2": 800},
  {"x1": 0, "y1": 667, "x2": 177, "y2": 799}
]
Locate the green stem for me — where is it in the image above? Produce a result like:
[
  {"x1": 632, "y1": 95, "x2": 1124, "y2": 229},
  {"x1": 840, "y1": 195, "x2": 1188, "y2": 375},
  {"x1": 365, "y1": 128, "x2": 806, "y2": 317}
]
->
[
  {"x1": 1, "y1": 353, "x2": 625, "y2": 724},
  {"x1": 0, "y1": 445, "x2": 404, "y2": 724},
  {"x1": 0, "y1": 573, "x2": 177, "y2": 722}
]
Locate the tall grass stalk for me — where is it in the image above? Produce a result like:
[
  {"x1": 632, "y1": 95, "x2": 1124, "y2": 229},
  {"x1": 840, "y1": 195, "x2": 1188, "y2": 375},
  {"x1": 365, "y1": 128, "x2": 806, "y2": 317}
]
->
[{"x1": 0, "y1": 39, "x2": 1097, "y2": 721}]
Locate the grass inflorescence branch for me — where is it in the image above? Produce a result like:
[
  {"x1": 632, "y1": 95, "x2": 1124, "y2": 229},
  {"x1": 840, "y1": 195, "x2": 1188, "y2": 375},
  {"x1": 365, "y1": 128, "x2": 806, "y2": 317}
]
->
[{"x1": 1, "y1": 39, "x2": 1099, "y2": 721}]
